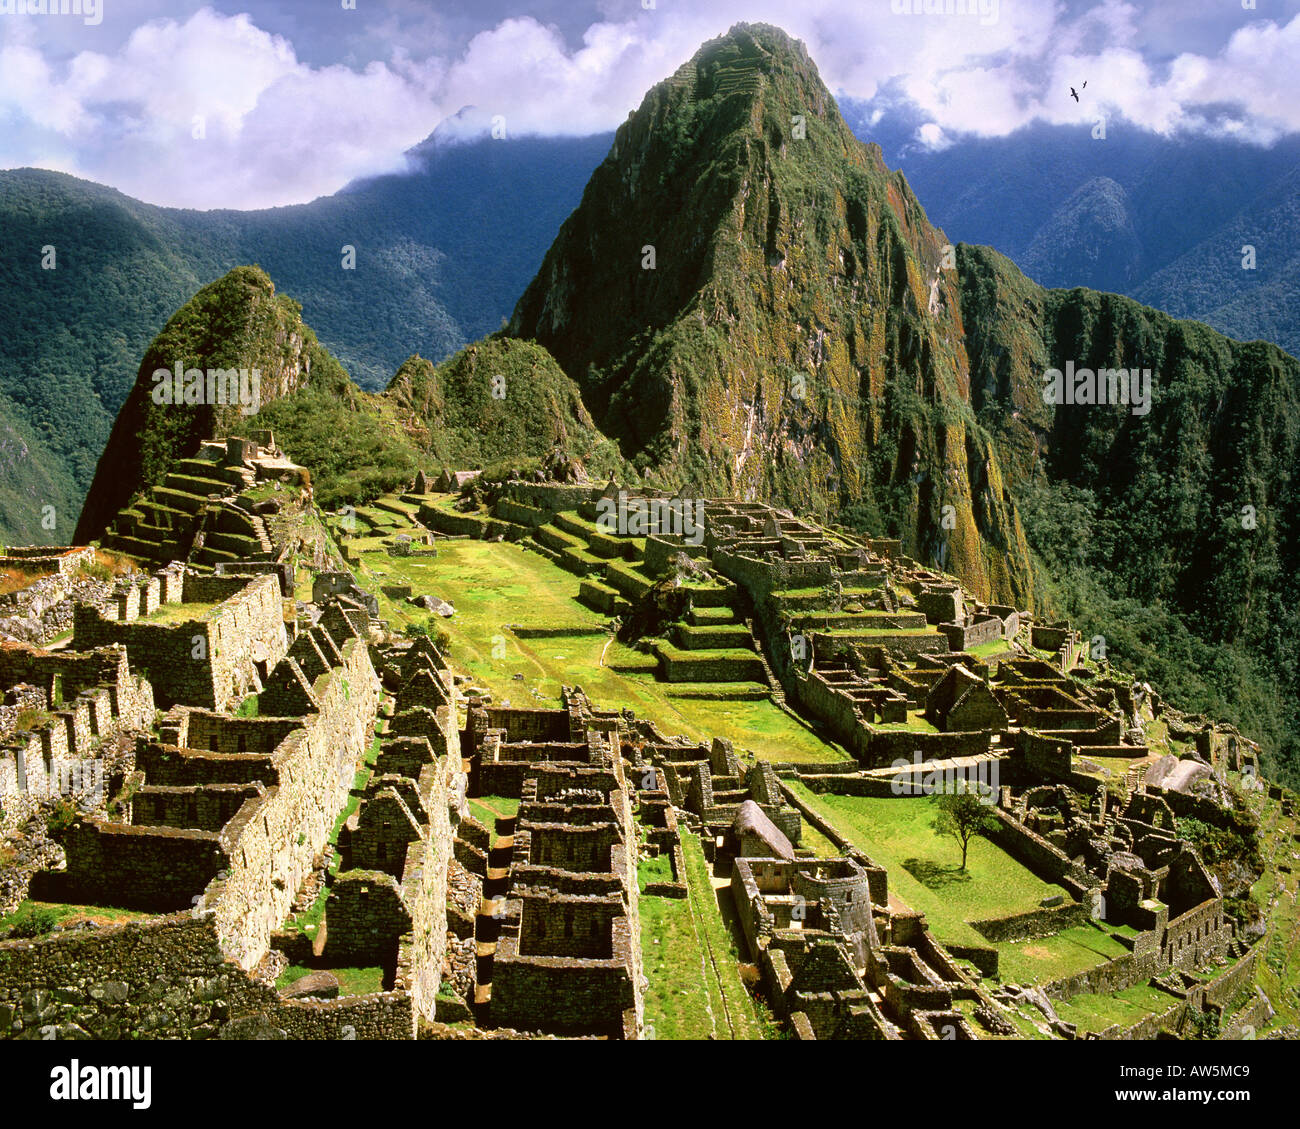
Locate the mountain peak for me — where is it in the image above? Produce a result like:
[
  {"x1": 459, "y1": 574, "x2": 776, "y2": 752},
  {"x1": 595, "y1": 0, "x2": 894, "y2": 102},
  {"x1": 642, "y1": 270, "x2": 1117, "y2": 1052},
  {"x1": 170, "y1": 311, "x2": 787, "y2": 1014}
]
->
[
  {"x1": 508, "y1": 27, "x2": 1032, "y2": 603},
  {"x1": 74, "y1": 266, "x2": 333, "y2": 542},
  {"x1": 695, "y1": 22, "x2": 815, "y2": 65},
  {"x1": 645, "y1": 21, "x2": 830, "y2": 122}
]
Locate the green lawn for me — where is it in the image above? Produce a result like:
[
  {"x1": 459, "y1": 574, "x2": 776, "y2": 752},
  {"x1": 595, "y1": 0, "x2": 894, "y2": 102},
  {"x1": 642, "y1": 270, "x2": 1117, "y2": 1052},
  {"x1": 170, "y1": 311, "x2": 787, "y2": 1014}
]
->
[
  {"x1": 1253, "y1": 801, "x2": 1300, "y2": 1033},
  {"x1": 1053, "y1": 982, "x2": 1180, "y2": 1033},
  {"x1": 793, "y1": 816, "x2": 840, "y2": 858},
  {"x1": 637, "y1": 852, "x2": 675, "y2": 889},
  {"x1": 141, "y1": 600, "x2": 219, "y2": 625},
  {"x1": 0, "y1": 900, "x2": 152, "y2": 939},
  {"x1": 277, "y1": 964, "x2": 385, "y2": 997},
  {"x1": 784, "y1": 783, "x2": 1069, "y2": 947},
  {"x1": 357, "y1": 537, "x2": 850, "y2": 765},
  {"x1": 638, "y1": 836, "x2": 772, "y2": 1040},
  {"x1": 870, "y1": 710, "x2": 940, "y2": 733},
  {"x1": 968, "y1": 639, "x2": 1014, "y2": 660},
  {"x1": 995, "y1": 924, "x2": 1132, "y2": 985},
  {"x1": 467, "y1": 795, "x2": 519, "y2": 836}
]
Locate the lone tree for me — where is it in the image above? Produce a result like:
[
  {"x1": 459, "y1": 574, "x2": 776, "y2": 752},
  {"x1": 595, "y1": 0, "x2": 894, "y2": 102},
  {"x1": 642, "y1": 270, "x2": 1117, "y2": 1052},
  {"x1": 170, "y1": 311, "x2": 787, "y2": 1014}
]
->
[{"x1": 933, "y1": 783, "x2": 998, "y2": 871}]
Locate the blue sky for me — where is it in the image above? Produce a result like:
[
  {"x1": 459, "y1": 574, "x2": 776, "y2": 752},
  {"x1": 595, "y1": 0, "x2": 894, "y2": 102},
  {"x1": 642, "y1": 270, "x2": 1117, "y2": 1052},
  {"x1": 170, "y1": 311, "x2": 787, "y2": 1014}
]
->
[{"x1": 2, "y1": 0, "x2": 1297, "y2": 208}]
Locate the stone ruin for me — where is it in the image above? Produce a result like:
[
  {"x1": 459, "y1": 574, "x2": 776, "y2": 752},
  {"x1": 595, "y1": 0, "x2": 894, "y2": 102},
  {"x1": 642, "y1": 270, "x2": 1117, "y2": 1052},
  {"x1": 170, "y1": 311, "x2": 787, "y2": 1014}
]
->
[
  {"x1": 0, "y1": 484, "x2": 1286, "y2": 1041},
  {"x1": 100, "y1": 433, "x2": 307, "y2": 569}
]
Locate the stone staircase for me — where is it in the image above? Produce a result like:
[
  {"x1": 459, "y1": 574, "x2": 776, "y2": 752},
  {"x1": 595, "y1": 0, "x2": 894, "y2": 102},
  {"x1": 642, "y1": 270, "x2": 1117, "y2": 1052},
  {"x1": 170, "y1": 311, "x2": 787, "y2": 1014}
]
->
[
  {"x1": 472, "y1": 820, "x2": 516, "y2": 1021},
  {"x1": 744, "y1": 615, "x2": 788, "y2": 706}
]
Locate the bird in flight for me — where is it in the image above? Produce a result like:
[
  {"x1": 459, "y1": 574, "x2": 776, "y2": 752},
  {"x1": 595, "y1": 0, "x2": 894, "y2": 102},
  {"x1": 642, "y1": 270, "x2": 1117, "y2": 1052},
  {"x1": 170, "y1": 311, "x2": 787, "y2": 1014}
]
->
[{"x1": 1070, "y1": 80, "x2": 1088, "y2": 102}]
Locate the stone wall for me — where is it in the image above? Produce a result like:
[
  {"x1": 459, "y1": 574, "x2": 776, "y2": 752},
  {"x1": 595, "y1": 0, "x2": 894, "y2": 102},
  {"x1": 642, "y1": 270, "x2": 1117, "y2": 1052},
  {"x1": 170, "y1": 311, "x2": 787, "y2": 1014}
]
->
[
  {"x1": 398, "y1": 818, "x2": 452, "y2": 1023},
  {"x1": 983, "y1": 807, "x2": 1092, "y2": 889},
  {"x1": 794, "y1": 669, "x2": 870, "y2": 757},
  {"x1": 72, "y1": 574, "x2": 287, "y2": 711},
  {"x1": 0, "y1": 643, "x2": 154, "y2": 832},
  {"x1": 968, "y1": 901, "x2": 1090, "y2": 943},
  {"x1": 860, "y1": 728, "x2": 994, "y2": 766},
  {"x1": 1163, "y1": 897, "x2": 1231, "y2": 970},
  {"x1": 493, "y1": 498, "x2": 548, "y2": 528},
  {"x1": 54, "y1": 651, "x2": 381, "y2": 925},
  {"x1": 0, "y1": 546, "x2": 96, "y2": 577},
  {"x1": 0, "y1": 912, "x2": 414, "y2": 1040},
  {"x1": 203, "y1": 634, "x2": 381, "y2": 970},
  {"x1": 1044, "y1": 941, "x2": 1161, "y2": 1002},
  {"x1": 712, "y1": 548, "x2": 834, "y2": 598},
  {"x1": 54, "y1": 819, "x2": 234, "y2": 910},
  {"x1": 657, "y1": 649, "x2": 765, "y2": 683},
  {"x1": 504, "y1": 483, "x2": 603, "y2": 511},
  {"x1": 416, "y1": 504, "x2": 528, "y2": 542},
  {"x1": 325, "y1": 871, "x2": 410, "y2": 966},
  {"x1": 490, "y1": 938, "x2": 636, "y2": 1036}
]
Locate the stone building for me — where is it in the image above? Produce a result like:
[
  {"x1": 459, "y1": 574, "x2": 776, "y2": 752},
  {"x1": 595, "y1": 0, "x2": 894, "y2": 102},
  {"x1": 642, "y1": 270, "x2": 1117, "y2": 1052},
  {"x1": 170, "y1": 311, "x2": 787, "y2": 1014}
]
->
[
  {"x1": 72, "y1": 571, "x2": 287, "y2": 712},
  {"x1": 925, "y1": 665, "x2": 1009, "y2": 732}
]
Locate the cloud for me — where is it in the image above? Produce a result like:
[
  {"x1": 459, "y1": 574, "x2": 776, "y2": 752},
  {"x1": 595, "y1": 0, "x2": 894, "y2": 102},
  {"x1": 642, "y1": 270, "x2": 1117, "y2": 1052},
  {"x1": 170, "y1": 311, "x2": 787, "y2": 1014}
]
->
[
  {"x1": 915, "y1": 122, "x2": 952, "y2": 151},
  {"x1": 0, "y1": 7, "x2": 440, "y2": 208},
  {"x1": 1, "y1": 1, "x2": 1298, "y2": 208}
]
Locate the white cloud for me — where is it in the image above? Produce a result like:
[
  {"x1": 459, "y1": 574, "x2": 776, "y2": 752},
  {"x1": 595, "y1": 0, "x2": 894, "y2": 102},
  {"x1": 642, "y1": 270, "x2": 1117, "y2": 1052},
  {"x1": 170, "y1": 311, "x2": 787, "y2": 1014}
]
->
[
  {"x1": 1, "y1": 1, "x2": 1298, "y2": 208},
  {"x1": 915, "y1": 122, "x2": 952, "y2": 150},
  {"x1": 0, "y1": 7, "x2": 439, "y2": 208}
]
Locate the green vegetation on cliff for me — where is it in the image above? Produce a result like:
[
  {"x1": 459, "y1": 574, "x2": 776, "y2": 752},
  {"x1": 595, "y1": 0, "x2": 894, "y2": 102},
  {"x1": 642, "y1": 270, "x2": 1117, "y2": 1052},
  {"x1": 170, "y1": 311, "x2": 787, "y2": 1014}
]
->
[
  {"x1": 74, "y1": 266, "x2": 335, "y2": 541},
  {"x1": 77, "y1": 271, "x2": 624, "y2": 525},
  {"x1": 384, "y1": 338, "x2": 625, "y2": 479},
  {"x1": 958, "y1": 245, "x2": 1300, "y2": 788},
  {"x1": 509, "y1": 22, "x2": 1033, "y2": 605}
]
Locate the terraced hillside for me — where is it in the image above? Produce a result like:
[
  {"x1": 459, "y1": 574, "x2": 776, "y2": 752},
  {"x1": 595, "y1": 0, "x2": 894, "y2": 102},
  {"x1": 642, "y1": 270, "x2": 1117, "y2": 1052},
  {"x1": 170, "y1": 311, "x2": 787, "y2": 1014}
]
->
[
  {"x1": 321, "y1": 489, "x2": 851, "y2": 766},
  {"x1": 100, "y1": 445, "x2": 279, "y2": 568}
]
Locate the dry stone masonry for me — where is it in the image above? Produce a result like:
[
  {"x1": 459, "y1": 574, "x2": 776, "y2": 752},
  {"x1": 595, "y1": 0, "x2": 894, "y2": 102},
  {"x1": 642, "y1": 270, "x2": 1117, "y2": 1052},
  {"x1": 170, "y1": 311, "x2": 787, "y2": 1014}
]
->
[{"x1": 0, "y1": 464, "x2": 1292, "y2": 1041}]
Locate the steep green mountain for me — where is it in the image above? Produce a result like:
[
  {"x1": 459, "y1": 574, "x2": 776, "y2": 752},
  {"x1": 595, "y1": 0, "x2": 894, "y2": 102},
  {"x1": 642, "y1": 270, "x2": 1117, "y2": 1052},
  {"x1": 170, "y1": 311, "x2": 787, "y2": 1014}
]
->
[
  {"x1": 0, "y1": 135, "x2": 610, "y2": 544},
  {"x1": 504, "y1": 23, "x2": 1300, "y2": 785},
  {"x1": 74, "y1": 267, "x2": 341, "y2": 542},
  {"x1": 509, "y1": 22, "x2": 1033, "y2": 605},
  {"x1": 1020, "y1": 178, "x2": 1143, "y2": 294},
  {"x1": 9, "y1": 100, "x2": 1300, "y2": 550},
  {"x1": 842, "y1": 111, "x2": 1300, "y2": 360},
  {"x1": 77, "y1": 269, "x2": 618, "y2": 531},
  {"x1": 0, "y1": 171, "x2": 214, "y2": 546},
  {"x1": 958, "y1": 243, "x2": 1300, "y2": 786},
  {"x1": 384, "y1": 338, "x2": 625, "y2": 479}
]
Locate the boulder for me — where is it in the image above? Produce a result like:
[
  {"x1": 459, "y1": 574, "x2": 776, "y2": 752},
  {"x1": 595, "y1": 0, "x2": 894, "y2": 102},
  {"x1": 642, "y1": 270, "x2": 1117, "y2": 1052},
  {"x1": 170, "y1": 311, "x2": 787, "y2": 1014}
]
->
[{"x1": 280, "y1": 970, "x2": 340, "y2": 1000}]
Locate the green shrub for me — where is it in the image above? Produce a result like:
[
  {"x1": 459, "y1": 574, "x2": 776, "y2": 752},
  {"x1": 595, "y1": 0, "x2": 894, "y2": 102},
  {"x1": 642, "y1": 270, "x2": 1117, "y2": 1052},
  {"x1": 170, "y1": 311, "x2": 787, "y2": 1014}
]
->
[
  {"x1": 4, "y1": 904, "x2": 61, "y2": 939},
  {"x1": 46, "y1": 798, "x2": 78, "y2": 836}
]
